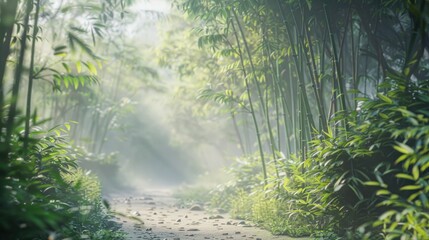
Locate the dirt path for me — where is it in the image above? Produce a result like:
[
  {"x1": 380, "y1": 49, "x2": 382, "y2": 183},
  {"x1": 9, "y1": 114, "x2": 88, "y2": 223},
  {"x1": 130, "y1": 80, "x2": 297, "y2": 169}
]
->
[{"x1": 110, "y1": 190, "x2": 309, "y2": 240}]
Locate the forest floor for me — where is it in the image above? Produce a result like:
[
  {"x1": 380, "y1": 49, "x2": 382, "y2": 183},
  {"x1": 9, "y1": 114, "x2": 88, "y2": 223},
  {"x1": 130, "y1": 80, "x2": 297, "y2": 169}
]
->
[{"x1": 110, "y1": 189, "x2": 309, "y2": 240}]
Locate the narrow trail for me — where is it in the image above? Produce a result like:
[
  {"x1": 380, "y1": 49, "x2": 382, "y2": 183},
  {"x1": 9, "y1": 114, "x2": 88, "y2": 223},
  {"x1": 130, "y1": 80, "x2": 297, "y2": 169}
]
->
[{"x1": 111, "y1": 190, "x2": 308, "y2": 240}]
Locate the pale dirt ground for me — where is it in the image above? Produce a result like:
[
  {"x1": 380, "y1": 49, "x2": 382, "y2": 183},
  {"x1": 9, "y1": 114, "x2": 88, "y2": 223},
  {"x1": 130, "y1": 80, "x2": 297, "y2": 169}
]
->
[{"x1": 110, "y1": 190, "x2": 310, "y2": 240}]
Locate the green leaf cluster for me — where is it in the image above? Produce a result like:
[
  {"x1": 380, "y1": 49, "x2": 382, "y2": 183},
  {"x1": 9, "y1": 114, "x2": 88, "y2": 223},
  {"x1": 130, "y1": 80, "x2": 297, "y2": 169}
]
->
[
  {"x1": 0, "y1": 119, "x2": 124, "y2": 239},
  {"x1": 307, "y1": 79, "x2": 429, "y2": 238}
]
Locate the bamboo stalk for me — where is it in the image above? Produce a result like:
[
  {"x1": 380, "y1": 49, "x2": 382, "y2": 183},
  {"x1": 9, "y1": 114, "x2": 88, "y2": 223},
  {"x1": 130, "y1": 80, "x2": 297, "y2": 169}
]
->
[
  {"x1": 24, "y1": 0, "x2": 41, "y2": 150},
  {"x1": 230, "y1": 11, "x2": 268, "y2": 185},
  {"x1": 0, "y1": 0, "x2": 19, "y2": 113},
  {"x1": 6, "y1": 0, "x2": 32, "y2": 145},
  {"x1": 323, "y1": 4, "x2": 348, "y2": 115}
]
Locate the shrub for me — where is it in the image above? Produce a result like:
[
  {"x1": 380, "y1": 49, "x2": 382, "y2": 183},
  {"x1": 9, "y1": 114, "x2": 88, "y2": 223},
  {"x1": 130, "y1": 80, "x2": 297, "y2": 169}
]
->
[
  {"x1": 309, "y1": 79, "x2": 429, "y2": 238},
  {"x1": 0, "y1": 120, "x2": 124, "y2": 239}
]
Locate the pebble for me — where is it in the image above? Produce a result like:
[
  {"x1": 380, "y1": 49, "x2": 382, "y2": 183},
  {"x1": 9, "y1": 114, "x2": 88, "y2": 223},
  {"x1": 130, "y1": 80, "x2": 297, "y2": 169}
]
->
[
  {"x1": 189, "y1": 205, "x2": 204, "y2": 211},
  {"x1": 187, "y1": 228, "x2": 200, "y2": 231},
  {"x1": 112, "y1": 195, "x2": 274, "y2": 240}
]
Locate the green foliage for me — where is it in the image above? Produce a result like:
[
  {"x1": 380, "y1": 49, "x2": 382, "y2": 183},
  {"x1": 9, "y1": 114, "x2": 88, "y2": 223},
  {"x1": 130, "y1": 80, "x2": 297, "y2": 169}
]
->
[
  {"x1": 307, "y1": 79, "x2": 429, "y2": 238},
  {"x1": 206, "y1": 156, "x2": 320, "y2": 236},
  {"x1": 183, "y1": 77, "x2": 429, "y2": 238},
  {"x1": 0, "y1": 0, "x2": 146, "y2": 239},
  {"x1": 163, "y1": 0, "x2": 429, "y2": 238},
  {"x1": 252, "y1": 191, "x2": 313, "y2": 236},
  {"x1": 229, "y1": 189, "x2": 253, "y2": 220},
  {"x1": 227, "y1": 179, "x2": 318, "y2": 236},
  {"x1": 275, "y1": 157, "x2": 337, "y2": 237},
  {"x1": 0, "y1": 120, "x2": 124, "y2": 239},
  {"x1": 361, "y1": 87, "x2": 429, "y2": 239}
]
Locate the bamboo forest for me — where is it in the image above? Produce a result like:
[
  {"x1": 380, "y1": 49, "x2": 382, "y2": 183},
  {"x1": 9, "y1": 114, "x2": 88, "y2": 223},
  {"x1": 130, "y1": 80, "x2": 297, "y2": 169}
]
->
[{"x1": 1, "y1": 0, "x2": 429, "y2": 239}]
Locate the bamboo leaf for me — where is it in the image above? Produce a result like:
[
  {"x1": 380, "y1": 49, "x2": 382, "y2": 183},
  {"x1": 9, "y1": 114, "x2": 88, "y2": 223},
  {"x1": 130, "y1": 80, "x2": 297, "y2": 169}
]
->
[
  {"x1": 364, "y1": 181, "x2": 380, "y2": 187},
  {"x1": 379, "y1": 210, "x2": 396, "y2": 220},
  {"x1": 395, "y1": 173, "x2": 414, "y2": 180},
  {"x1": 377, "y1": 93, "x2": 393, "y2": 104},
  {"x1": 408, "y1": 192, "x2": 420, "y2": 202},
  {"x1": 73, "y1": 77, "x2": 79, "y2": 90},
  {"x1": 54, "y1": 45, "x2": 68, "y2": 56},
  {"x1": 64, "y1": 76, "x2": 69, "y2": 88},
  {"x1": 76, "y1": 61, "x2": 82, "y2": 73},
  {"x1": 421, "y1": 156, "x2": 429, "y2": 171},
  {"x1": 395, "y1": 154, "x2": 408, "y2": 164},
  {"x1": 412, "y1": 166, "x2": 419, "y2": 180},
  {"x1": 85, "y1": 62, "x2": 98, "y2": 75},
  {"x1": 376, "y1": 189, "x2": 390, "y2": 196},
  {"x1": 67, "y1": 31, "x2": 98, "y2": 59},
  {"x1": 379, "y1": 113, "x2": 389, "y2": 119},
  {"x1": 400, "y1": 185, "x2": 422, "y2": 191},
  {"x1": 62, "y1": 63, "x2": 71, "y2": 73},
  {"x1": 393, "y1": 143, "x2": 414, "y2": 154}
]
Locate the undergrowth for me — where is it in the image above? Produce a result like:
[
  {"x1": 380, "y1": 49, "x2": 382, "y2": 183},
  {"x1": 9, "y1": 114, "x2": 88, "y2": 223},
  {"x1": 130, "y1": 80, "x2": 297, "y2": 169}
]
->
[
  {"x1": 176, "y1": 80, "x2": 429, "y2": 239},
  {"x1": 0, "y1": 119, "x2": 125, "y2": 239}
]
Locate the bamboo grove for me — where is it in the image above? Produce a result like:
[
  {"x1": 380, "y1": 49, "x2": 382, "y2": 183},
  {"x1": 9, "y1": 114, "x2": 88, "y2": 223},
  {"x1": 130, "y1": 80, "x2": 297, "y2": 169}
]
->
[
  {"x1": 175, "y1": 0, "x2": 428, "y2": 184},
  {"x1": 0, "y1": 0, "x2": 153, "y2": 238},
  {"x1": 162, "y1": 0, "x2": 429, "y2": 238}
]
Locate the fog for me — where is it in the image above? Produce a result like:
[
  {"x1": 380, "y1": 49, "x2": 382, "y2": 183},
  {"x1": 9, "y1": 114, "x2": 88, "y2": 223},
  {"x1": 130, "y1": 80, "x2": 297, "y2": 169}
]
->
[{"x1": 98, "y1": 0, "x2": 241, "y2": 191}]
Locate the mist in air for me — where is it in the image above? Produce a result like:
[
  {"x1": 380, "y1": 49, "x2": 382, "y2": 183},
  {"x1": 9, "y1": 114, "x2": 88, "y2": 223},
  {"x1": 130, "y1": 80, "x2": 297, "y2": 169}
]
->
[
  {"x1": 94, "y1": 0, "x2": 241, "y2": 191},
  {"x1": 3, "y1": 0, "x2": 428, "y2": 238}
]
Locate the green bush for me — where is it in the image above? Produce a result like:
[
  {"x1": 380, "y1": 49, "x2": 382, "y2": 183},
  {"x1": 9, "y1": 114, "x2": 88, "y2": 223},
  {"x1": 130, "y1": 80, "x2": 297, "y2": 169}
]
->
[
  {"x1": 362, "y1": 87, "x2": 429, "y2": 239},
  {"x1": 230, "y1": 189, "x2": 253, "y2": 220},
  {"x1": 0, "y1": 120, "x2": 124, "y2": 239},
  {"x1": 309, "y1": 79, "x2": 429, "y2": 238},
  {"x1": 226, "y1": 156, "x2": 324, "y2": 236},
  {"x1": 275, "y1": 157, "x2": 337, "y2": 237}
]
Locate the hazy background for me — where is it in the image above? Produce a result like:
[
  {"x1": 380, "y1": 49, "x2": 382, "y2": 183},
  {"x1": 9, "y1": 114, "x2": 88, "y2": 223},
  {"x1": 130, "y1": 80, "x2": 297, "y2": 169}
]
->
[{"x1": 98, "y1": 0, "x2": 241, "y2": 191}]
